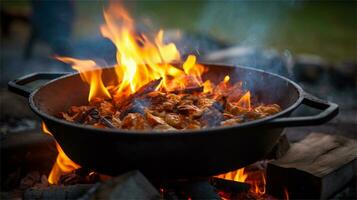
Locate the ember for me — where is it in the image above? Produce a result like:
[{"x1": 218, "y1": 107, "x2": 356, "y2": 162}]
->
[{"x1": 56, "y1": 2, "x2": 281, "y2": 131}]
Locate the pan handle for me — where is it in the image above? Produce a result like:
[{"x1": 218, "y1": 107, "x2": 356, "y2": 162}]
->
[
  {"x1": 267, "y1": 93, "x2": 338, "y2": 127},
  {"x1": 8, "y1": 72, "x2": 69, "y2": 98}
]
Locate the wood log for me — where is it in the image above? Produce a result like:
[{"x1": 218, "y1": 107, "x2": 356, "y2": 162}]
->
[
  {"x1": 210, "y1": 177, "x2": 250, "y2": 194},
  {"x1": 24, "y1": 184, "x2": 93, "y2": 200},
  {"x1": 265, "y1": 133, "x2": 290, "y2": 160},
  {"x1": 118, "y1": 78, "x2": 162, "y2": 110},
  {"x1": 266, "y1": 132, "x2": 357, "y2": 200},
  {"x1": 171, "y1": 86, "x2": 204, "y2": 94},
  {"x1": 180, "y1": 180, "x2": 221, "y2": 200},
  {"x1": 82, "y1": 170, "x2": 160, "y2": 200}
]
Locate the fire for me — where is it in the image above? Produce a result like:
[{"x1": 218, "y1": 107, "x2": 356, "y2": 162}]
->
[
  {"x1": 56, "y1": 2, "x2": 205, "y2": 103},
  {"x1": 284, "y1": 187, "x2": 290, "y2": 200},
  {"x1": 223, "y1": 75, "x2": 230, "y2": 83},
  {"x1": 218, "y1": 168, "x2": 267, "y2": 197},
  {"x1": 249, "y1": 171, "x2": 266, "y2": 196},
  {"x1": 54, "y1": 57, "x2": 111, "y2": 102},
  {"x1": 42, "y1": 122, "x2": 80, "y2": 184},
  {"x1": 236, "y1": 91, "x2": 251, "y2": 110},
  {"x1": 215, "y1": 168, "x2": 248, "y2": 182}
]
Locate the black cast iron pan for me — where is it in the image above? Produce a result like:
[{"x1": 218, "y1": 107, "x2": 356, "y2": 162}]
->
[{"x1": 8, "y1": 64, "x2": 338, "y2": 179}]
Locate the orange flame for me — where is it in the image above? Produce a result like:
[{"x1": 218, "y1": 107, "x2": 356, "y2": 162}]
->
[
  {"x1": 42, "y1": 122, "x2": 80, "y2": 184},
  {"x1": 236, "y1": 91, "x2": 251, "y2": 110},
  {"x1": 55, "y1": 57, "x2": 111, "y2": 102},
  {"x1": 284, "y1": 187, "x2": 290, "y2": 200},
  {"x1": 249, "y1": 171, "x2": 266, "y2": 196},
  {"x1": 218, "y1": 168, "x2": 267, "y2": 197},
  {"x1": 203, "y1": 80, "x2": 214, "y2": 93},
  {"x1": 57, "y1": 2, "x2": 205, "y2": 102},
  {"x1": 216, "y1": 168, "x2": 248, "y2": 182},
  {"x1": 223, "y1": 75, "x2": 230, "y2": 84}
]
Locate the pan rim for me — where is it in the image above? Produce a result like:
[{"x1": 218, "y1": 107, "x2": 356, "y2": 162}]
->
[{"x1": 29, "y1": 64, "x2": 304, "y2": 136}]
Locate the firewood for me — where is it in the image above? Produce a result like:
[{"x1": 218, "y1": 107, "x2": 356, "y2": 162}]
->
[
  {"x1": 265, "y1": 134, "x2": 290, "y2": 160},
  {"x1": 118, "y1": 78, "x2": 162, "y2": 110},
  {"x1": 81, "y1": 170, "x2": 160, "y2": 200},
  {"x1": 171, "y1": 86, "x2": 204, "y2": 94},
  {"x1": 180, "y1": 180, "x2": 221, "y2": 200},
  {"x1": 266, "y1": 132, "x2": 357, "y2": 199},
  {"x1": 210, "y1": 177, "x2": 250, "y2": 194},
  {"x1": 134, "y1": 78, "x2": 163, "y2": 97},
  {"x1": 24, "y1": 184, "x2": 93, "y2": 200},
  {"x1": 119, "y1": 99, "x2": 147, "y2": 119}
]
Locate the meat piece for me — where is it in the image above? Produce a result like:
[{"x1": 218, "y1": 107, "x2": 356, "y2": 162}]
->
[
  {"x1": 110, "y1": 111, "x2": 122, "y2": 128},
  {"x1": 226, "y1": 102, "x2": 249, "y2": 115},
  {"x1": 121, "y1": 113, "x2": 150, "y2": 130},
  {"x1": 98, "y1": 101, "x2": 115, "y2": 116},
  {"x1": 186, "y1": 120, "x2": 201, "y2": 129},
  {"x1": 145, "y1": 112, "x2": 166, "y2": 127},
  {"x1": 254, "y1": 104, "x2": 281, "y2": 115},
  {"x1": 59, "y1": 112, "x2": 79, "y2": 122},
  {"x1": 146, "y1": 91, "x2": 167, "y2": 105},
  {"x1": 153, "y1": 124, "x2": 176, "y2": 131},
  {"x1": 221, "y1": 117, "x2": 244, "y2": 126},
  {"x1": 161, "y1": 101, "x2": 176, "y2": 111},
  {"x1": 244, "y1": 111, "x2": 265, "y2": 120},
  {"x1": 223, "y1": 113, "x2": 235, "y2": 119},
  {"x1": 197, "y1": 98, "x2": 216, "y2": 109},
  {"x1": 164, "y1": 113, "x2": 184, "y2": 129},
  {"x1": 177, "y1": 104, "x2": 202, "y2": 116}
]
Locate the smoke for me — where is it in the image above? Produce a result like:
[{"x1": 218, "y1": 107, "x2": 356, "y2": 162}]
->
[{"x1": 196, "y1": 1, "x2": 291, "y2": 48}]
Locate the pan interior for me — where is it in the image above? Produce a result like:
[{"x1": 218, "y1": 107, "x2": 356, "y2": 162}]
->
[{"x1": 32, "y1": 64, "x2": 300, "y2": 120}]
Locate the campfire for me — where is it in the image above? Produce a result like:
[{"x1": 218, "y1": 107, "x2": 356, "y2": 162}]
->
[
  {"x1": 4, "y1": 1, "x2": 346, "y2": 200},
  {"x1": 54, "y1": 2, "x2": 281, "y2": 131},
  {"x1": 36, "y1": 2, "x2": 284, "y2": 199},
  {"x1": 45, "y1": 119, "x2": 283, "y2": 200}
]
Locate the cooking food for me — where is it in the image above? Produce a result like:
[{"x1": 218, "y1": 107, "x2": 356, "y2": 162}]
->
[{"x1": 58, "y1": 74, "x2": 281, "y2": 131}]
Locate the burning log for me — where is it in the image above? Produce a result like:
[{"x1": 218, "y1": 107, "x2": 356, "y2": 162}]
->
[
  {"x1": 118, "y1": 78, "x2": 162, "y2": 110},
  {"x1": 210, "y1": 177, "x2": 250, "y2": 194},
  {"x1": 119, "y1": 99, "x2": 148, "y2": 119},
  {"x1": 171, "y1": 86, "x2": 204, "y2": 94},
  {"x1": 266, "y1": 133, "x2": 357, "y2": 199}
]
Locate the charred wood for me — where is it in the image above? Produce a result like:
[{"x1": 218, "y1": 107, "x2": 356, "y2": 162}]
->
[
  {"x1": 171, "y1": 86, "x2": 204, "y2": 94},
  {"x1": 118, "y1": 78, "x2": 162, "y2": 110},
  {"x1": 210, "y1": 177, "x2": 250, "y2": 194},
  {"x1": 81, "y1": 170, "x2": 160, "y2": 200}
]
